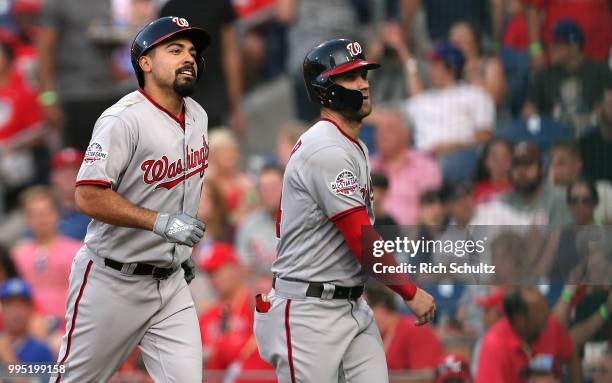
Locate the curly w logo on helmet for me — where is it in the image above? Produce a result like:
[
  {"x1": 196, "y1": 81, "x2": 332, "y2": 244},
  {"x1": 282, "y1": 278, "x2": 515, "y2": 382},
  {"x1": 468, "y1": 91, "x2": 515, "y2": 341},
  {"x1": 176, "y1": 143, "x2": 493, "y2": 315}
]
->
[
  {"x1": 346, "y1": 42, "x2": 362, "y2": 57},
  {"x1": 171, "y1": 17, "x2": 189, "y2": 28}
]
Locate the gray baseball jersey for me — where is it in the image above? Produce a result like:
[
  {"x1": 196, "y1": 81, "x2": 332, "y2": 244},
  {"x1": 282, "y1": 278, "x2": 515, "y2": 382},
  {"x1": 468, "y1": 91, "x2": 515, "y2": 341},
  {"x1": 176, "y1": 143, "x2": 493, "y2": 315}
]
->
[
  {"x1": 272, "y1": 118, "x2": 374, "y2": 286},
  {"x1": 53, "y1": 89, "x2": 208, "y2": 383},
  {"x1": 256, "y1": 119, "x2": 389, "y2": 383},
  {"x1": 76, "y1": 89, "x2": 209, "y2": 268}
]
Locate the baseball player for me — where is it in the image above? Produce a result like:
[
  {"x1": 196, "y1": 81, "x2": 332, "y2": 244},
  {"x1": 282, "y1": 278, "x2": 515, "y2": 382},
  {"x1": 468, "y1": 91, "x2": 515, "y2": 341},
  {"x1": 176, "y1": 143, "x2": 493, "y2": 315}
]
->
[
  {"x1": 51, "y1": 17, "x2": 210, "y2": 382},
  {"x1": 254, "y1": 39, "x2": 436, "y2": 383}
]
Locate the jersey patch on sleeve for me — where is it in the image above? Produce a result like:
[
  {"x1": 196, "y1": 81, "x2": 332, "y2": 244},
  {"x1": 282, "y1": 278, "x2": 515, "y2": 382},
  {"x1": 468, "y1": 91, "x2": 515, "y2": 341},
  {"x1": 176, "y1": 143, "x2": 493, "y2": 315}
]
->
[
  {"x1": 83, "y1": 142, "x2": 108, "y2": 165},
  {"x1": 330, "y1": 169, "x2": 359, "y2": 196}
]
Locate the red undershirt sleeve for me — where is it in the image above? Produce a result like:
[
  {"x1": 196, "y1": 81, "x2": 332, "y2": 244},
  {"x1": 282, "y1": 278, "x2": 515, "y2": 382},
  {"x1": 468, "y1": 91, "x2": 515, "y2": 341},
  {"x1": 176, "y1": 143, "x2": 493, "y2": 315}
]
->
[{"x1": 332, "y1": 206, "x2": 417, "y2": 300}]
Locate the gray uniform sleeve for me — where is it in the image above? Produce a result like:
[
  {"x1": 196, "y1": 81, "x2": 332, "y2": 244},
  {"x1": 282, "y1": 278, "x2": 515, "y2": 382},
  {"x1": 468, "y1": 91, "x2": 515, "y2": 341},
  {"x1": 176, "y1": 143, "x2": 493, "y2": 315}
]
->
[
  {"x1": 300, "y1": 146, "x2": 365, "y2": 221},
  {"x1": 77, "y1": 116, "x2": 136, "y2": 189}
]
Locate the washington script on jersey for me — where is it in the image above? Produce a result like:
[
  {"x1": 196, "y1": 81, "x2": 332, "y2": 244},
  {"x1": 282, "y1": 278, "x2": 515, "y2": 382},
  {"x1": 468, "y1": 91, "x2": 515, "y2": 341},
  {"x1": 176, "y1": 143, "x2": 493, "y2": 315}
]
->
[{"x1": 140, "y1": 135, "x2": 209, "y2": 190}]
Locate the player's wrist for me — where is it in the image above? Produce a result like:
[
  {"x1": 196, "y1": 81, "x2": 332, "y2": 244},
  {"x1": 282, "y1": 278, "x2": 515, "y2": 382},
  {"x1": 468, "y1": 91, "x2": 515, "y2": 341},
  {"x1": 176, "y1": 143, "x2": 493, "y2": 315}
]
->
[
  {"x1": 390, "y1": 283, "x2": 417, "y2": 301},
  {"x1": 153, "y1": 213, "x2": 169, "y2": 236}
]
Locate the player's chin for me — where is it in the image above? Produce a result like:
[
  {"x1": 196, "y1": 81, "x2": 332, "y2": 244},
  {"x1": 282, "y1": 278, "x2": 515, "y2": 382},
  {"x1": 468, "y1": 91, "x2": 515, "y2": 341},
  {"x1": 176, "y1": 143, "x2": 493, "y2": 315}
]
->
[
  {"x1": 173, "y1": 78, "x2": 196, "y2": 97},
  {"x1": 358, "y1": 103, "x2": 372, "y2": 119}
]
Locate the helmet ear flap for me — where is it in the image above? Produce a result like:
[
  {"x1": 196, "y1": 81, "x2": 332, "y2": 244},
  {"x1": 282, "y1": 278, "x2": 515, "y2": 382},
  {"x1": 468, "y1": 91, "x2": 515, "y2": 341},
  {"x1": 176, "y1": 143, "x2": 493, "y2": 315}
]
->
[
  {"x1": 309, "y1": 76, "x2": 364, "y2": 111},
  {"x1": 327, "y1": 83, "x2": 364, "y2": 111}
]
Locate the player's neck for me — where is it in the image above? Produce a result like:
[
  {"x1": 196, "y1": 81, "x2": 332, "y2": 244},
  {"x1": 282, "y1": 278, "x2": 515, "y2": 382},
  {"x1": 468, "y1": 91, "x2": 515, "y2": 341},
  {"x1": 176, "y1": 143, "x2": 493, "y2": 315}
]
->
[
  {"x1": 142, "y1": 84, "x2": 184, "y2": 118},
  {"x1": 321, "y1": 109, "x2": 361, "y2": 140}
]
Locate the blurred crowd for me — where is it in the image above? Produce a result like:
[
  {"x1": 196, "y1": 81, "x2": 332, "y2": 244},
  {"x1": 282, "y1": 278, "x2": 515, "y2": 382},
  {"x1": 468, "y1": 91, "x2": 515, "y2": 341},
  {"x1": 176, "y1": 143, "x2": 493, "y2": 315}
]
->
[{"x1": 0, "y1": 0, "x2": 610, "y2": 382}]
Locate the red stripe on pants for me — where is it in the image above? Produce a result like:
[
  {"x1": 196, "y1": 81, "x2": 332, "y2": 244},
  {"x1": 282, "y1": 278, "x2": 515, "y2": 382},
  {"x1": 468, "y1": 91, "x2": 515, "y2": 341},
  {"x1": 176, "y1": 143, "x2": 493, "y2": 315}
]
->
[
  {"x1": 55, "y1": 259, "x2": 93, "y2": 383},
  {"x1": 284, "y1": 299, "x2": 296, "y2": 383}
]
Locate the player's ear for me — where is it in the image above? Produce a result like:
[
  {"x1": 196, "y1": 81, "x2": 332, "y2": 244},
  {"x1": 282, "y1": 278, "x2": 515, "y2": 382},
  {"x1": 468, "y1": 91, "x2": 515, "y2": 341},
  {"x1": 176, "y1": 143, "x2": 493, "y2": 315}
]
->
[{"x1": 139, "y1": 55, "x2": 152, "y2": 74}]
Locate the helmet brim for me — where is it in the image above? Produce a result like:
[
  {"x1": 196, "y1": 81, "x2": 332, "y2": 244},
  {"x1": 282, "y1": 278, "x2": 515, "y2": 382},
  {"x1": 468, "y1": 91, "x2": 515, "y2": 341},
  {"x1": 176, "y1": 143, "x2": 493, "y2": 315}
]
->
[{"x1": 320, "y1": 60, "x2": 381, "y2": 78}]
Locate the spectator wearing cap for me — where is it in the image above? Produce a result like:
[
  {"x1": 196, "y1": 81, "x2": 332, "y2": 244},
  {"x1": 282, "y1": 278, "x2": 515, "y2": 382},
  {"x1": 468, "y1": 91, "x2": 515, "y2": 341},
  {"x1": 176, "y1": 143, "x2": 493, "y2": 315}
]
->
[
  {"x1": 580, "y1": 83, "x2": 612, "y2": 184},
  {"x1": 476, "y1": 287, "x2": 580, "y2": 383},
  {"x1": 402, "y1": 42, "x2": 494, "y2": 181},
  {"x1": 197, "y1": 243, "x2": 274, "y2": 382},
  {"x1": 434, "y1": 354, "x2": 473, "y2": 383},
  {"x1": 522, "y1": 20, "x2": 612, "y2": 133},
  {"x1": 50, "y1": 148, "x2": 90, "y2": 240},
  {"x1": 10, "y1": 186, "x2": 81, "y2": 323},
  {"x1": 235, "y1": 165, "x2": 282, "y2": 276},
  {"x1": 549, "y1": 141, "x2": 612, "y2": 224},
  {"x1": 364, "y1": 281, "x2": 443, "y2": 372},
  {"x1": 524, "y1": 0, "x2": 611, "y2": 64},
  {"x1": 371, "y1": 109, "x2": 442, "y2": 226},
  {"x1": 499, "y1": 142, "x2": 572, "y2": 225},
  {"x1": 0, "y1": 278, "x2": 54, "y2": 364},
  {"x1": 470, "y1": 288, "x2": 505, "y2": 374}
]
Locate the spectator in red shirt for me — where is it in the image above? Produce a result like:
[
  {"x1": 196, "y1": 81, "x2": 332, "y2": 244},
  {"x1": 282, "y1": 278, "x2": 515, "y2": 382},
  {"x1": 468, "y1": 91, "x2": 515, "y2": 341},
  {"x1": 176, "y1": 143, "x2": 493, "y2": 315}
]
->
[
  {"x1": 0, "y1": 40, "x2": 45, "y2": 197},
  {"x1": 523, "y1": 0, "x2": 611, "y2": 64},
  {"x1": 434, "y1": 354, "x2": 473, "y2": 383},
  {"x1": 10, "y1": 0, "x2": 43, "y2": 88},
  {"x1": 473, "y1": 138, "x2": 513, "y2": 204},
  {"x1": 364, "y1": 282, "x2": 443, "y2": 372},
  {"x1": 471, "y1": 288, "x2": 505, "y2": 375},
  {"x1": 476, "y1": 287, "x2": 581, "y2": 383},
  {"x1": 198, "y1": 243, "x2": 274, "y2": 383},
  {"x1": 500, "y1": 0, "x2": 529, "y2": 51}
]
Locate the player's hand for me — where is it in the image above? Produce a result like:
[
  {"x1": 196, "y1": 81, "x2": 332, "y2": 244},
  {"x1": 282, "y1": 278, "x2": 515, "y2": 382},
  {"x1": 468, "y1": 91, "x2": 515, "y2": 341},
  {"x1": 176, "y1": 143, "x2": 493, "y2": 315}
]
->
[
  {"x1": 181, "y1": 257, "x2": 196, "y2": 284},
  {"x1": 404, "y1": 288, "x2": 436, "y2": 326},
  {"x1": 153, "y1": 212, "x2": 205, "y2": 247}
]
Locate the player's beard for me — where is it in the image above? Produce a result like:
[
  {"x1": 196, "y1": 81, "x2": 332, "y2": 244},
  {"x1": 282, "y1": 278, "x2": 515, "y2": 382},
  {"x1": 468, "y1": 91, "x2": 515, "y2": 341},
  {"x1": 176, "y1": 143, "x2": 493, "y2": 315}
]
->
[
  {"x1": 173, "y1": 66, "x2": 196, "y2": 97},
  {"x1": 173, "y1": 77, "x2": 196, "y2": 97}
]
